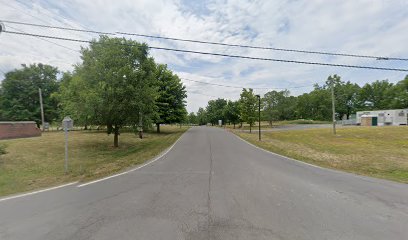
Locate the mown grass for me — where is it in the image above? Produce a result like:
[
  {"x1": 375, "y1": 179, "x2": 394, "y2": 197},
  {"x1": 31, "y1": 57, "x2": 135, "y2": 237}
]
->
[
  {"x1": 225, "y1": 119, "x2": 331, "y2": 130},
  {"x1": 0, "y1": 125, "x2": 188, "y2": 197},
  {"x1": 234, "y1": 126, "x2": 408, "y2": 183}
]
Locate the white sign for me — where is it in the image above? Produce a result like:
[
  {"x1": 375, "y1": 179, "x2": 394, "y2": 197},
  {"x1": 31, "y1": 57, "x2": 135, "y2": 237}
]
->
[
  {"x1": 218, "y1": 120, "x2": 222, "y2": 126},
  {"x1": 62, "y1": 116, "x2": 73, "y2": 130}
]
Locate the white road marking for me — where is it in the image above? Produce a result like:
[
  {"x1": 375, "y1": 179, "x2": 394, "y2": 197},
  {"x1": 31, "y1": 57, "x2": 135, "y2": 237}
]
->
[
  {"x1": 0, "y1": 181, "x2": 78, "y2": 203},
  {"x1": 230, "y1": 130, "x2": 399, "y2": 184},
  {"x1": 231, "y1": 132, "x2": 325, "y2": 169},
  {"x1": 77, "y1": 135, "x2": 183, "y2": 188}
]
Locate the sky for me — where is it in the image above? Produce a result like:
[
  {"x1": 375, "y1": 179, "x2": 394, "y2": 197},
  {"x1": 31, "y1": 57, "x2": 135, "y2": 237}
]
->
[{"x1": 1, "y1": 0, "x2": 408, "y2": 112}]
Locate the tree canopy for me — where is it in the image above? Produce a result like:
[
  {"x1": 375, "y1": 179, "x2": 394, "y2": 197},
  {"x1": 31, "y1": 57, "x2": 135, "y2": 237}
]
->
[
  {"x1": 0, "y1": 63, "x2": 59, "y2": 126},
  {"x1": 154, "y1": 64, "x2": 187, "y2": 133}
]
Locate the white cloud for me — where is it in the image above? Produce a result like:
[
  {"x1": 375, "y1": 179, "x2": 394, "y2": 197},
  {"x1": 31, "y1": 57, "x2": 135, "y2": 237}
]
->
[{"x1": 1, "y1": 0, "x2": 407, "y2": 112}]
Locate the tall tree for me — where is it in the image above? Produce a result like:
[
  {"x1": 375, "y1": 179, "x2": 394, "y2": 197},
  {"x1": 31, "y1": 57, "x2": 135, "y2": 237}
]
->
[
  {"x1": 154, "y1": 64, "x2": 187, "y2": 133},
  {"x1": 391, "y1": 75, "x2": 408, "y2": 109},
  {"x1": 224, "y1": 100, "x2": 240, "y2": 128},
  {"x1": 0, "y1": 63, "x2": 59, "y2": 126},
  {"x1": 262, "y1": 90, "x2": 295, "y2": 125},
  {"x1": 359, "y1": 80, "x2": 394, "y2": 110},
  {"x1": 196, "y1": 107, "x2": 207, "y2": 125},
  {"x1": 239, "y1": 88, "x2": 257, "y2": 132},
  {"x1": 74, "y1": 36, "x2": 157, "y2": 147},
  {"x1": 56, "y1": 72, "x2": 97, "y2": 129},
  {"x1": 188, "y1": 112, "x2": 197, "y2": 125},
  {"x1": 206, "y1": 98, "x2": 227, "y2": 125},
  {"x1": 334, "y1": 81, "x2": 361, "y2": 119},
  {"x1": 296, "y1": 84, "x2": 331, "y2": 121}
]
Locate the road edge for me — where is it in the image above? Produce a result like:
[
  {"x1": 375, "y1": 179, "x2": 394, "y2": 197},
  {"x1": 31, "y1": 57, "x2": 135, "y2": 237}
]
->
[{"x1": 77, "y1": 127, "x2": 190, "y2": 187}]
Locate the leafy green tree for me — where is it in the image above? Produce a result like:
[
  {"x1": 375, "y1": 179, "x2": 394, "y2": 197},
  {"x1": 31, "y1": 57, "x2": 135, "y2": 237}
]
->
[
  {"x1": 196, "y1": 107, "x2": 207, "y2": 125},
  {"x1": 224, "y1": 100, "x2": 240, "y2": 128},
  {"x1": 188, "y1": 112, "x2": 197, "y2": 125},
  {"x1": 296, "y1": 84, "x2": 331, "y2": 121},
  {"x1": 0, "y1": 63, "x2": 59, "y2": 126},
  {"x1": 391, "y1": 75, "x2": 408, "y2": 109},
  {"x1": 206, "y1": 98, "x2": 227, "y2": 125},
  {"x1": 334, "y1": 81, "x2": 361, "y2": 119},
  {"x1": 239, "y1": 88, "x2": 257, "y2": 132},
  {"x1": 73, "y1": 36, "x2": 158, "y2": 147},
  {"x1": 55, "y1": 72, "x2": 97, "y2": 129},
  {"x1": 359, "y1": 80, "x2": 394, "y2": 110},
  {"x1": 262, "y1": 90, "x2": 296, "y2": 125},
  {"x1": 154, "y1": 64, "x2": 187, "y2": 133}
]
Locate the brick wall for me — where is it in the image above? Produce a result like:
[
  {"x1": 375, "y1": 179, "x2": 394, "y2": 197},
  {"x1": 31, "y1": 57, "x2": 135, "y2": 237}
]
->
[{"x1": 0, "y1": 122, "x2": 42, "y2": 140}]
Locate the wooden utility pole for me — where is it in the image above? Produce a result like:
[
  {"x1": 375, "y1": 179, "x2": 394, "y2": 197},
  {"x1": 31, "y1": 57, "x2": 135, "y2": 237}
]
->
[
  {"x1": 39, "y1": 88, "x2": 45, "y2": 131},
  {"x1": 331, "y1": 79, "x2": 336, "y2": 135}
]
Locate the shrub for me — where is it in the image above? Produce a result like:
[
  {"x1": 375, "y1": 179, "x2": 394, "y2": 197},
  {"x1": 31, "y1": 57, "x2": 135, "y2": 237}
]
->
[{"x1": 0, "y1": 144, "x2": 6, "y2": 155}]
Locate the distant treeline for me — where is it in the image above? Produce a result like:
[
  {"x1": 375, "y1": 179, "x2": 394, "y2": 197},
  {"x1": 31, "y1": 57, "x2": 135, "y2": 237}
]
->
[{"x1": 188, "y1": 74, "x2": 408, "y2": 128}]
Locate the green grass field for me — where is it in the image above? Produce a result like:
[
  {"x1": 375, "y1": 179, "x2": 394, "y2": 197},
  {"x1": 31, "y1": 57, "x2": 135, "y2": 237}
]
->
[
  {"x1": 0, "y1": 126, "x2": 188, "y2": 197},
  {"x1": 225, "y1": 119, "x2": 331, "y2": 130},
  {"x1": 234, "y1": 126, "x2": 408, "y2": 183}
]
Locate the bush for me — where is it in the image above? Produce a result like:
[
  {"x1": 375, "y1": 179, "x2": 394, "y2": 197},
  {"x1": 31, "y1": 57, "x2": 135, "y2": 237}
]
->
[{"x1": 0, "y1": 144, "x2": 6, "y2": 155}]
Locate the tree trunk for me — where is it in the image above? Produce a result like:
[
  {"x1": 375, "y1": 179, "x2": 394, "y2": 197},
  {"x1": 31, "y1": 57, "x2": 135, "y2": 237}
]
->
[
  {"x1": 269, "y1": 120, "x2": 272, "y2": 127},
  {"x1": 233, "y1": 123, "x2": 236, "y2": 129},
  {"x1": 249, "y1": 124, "x2": 252, "y2": 133},
  {"x1": 138, "y1": 130, "x2": 143, "y2": 139},
  {"x1": 113, "y1": 127, "x2": 119, "y2": 147},
  {"x1": 156, "y1": 123, "x2": 160, "y2": 133}
]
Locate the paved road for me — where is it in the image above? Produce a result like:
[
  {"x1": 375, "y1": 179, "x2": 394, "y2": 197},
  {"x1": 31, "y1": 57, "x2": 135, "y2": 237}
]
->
[{"x1": 1, "y1": 127, "x2": 407, "y2": 239}]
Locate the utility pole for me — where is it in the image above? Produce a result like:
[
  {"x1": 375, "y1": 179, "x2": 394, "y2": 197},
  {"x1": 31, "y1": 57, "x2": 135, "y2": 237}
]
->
[
  {"x1": 39, "y1": 88, "x2": 45, "y2": 131},
  {"x1": 256, "y1": 95, "x2": 261, "y2": 141},
  {"x1": 330, "y1": 78, "x2": 336, "y2": 135}
]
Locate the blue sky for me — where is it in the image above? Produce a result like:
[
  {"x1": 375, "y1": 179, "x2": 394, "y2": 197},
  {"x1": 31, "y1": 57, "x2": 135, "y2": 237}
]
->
[{"x1": 1, "y1": 0, "x2": 408, "y2": 112}]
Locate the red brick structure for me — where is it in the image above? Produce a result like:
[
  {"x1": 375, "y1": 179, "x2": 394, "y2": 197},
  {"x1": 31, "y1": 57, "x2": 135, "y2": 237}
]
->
[{"x1": 0, "y1": 121, "x2": 41, "y2": 140}]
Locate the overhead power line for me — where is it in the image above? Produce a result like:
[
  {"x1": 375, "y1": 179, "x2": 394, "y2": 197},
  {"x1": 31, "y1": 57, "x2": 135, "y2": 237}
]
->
[
  {"x1": 2, "y1": 19, "x2": 407, "y2": 61},
  {"x1": 188, "y1": 91, "x2": 219, "y2": 98},
  {"x1": 117, "y1": 32, "x2": 408, "y2": 61},
  {"x1": 182, "y1": 78, "x2": 310, "y2": 89},
  {"x1": 0, "y1": 20, "x2": 113, "y2": 35},
  {"x1": 7, "y1": 25, "x2": 80, "y2": 53},
  {"x1": 3, "y1": 30, "x2": 408, "y2": 72}
]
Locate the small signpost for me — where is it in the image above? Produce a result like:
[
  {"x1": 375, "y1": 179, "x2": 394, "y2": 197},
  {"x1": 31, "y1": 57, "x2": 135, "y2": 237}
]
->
[
  {"x1": 62, "y1": 117, "x2": 73, "y2": 173},
  {"x1": 44, "y1": 122, "x2": 50, "y2": 131}
]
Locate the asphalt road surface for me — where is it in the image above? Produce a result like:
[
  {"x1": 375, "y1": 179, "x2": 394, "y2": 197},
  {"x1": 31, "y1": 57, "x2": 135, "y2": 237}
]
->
[{"x1": 1, "y1": 127, "x2": 407, "y2": 239}]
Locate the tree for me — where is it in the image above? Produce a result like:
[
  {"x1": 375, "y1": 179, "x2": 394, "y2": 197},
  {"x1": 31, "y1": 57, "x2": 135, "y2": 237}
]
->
[
  {"x1": 154, "y1": 64, "x2": 187, "y2": 133},
  {"x1": 0, "y1": 63, "x2": 59, "y2": 126},
  {"x1": 224, "y1": 100, "x2": 240, "y2": 128},
  {"x1": 296, "y1": 84, "x2": 331, "y2": 121},
  {"x1": 188, "y1": 112, "x2": 197, "y2": 125},
  {"x1": 262, "y1": 90, "x2": 295, "y2": 126},
  {"x1": 334, "y1": 81, "x2": 361, "y2": 119},
  {"x1": 55, "y1": 72, "x2": 98, "y2": 130},
  {"x1": 73, "y1": 36, "x2": 157, "y2": 147},
  {"x1": 359, "y1": 80, "x2": 394, "y2": 110},
  {"x1": 239, "y1": 88, "x2": 257, "y2": 132},
  {"x1": 391, "y1": 75, "x2": 408, "y2": 109},
  {"x1": 196, "y1": 107, "x2": 207, "y2": 125},
  {"x1": 206, "y1": 98, "x2": 227, "y2": 125}
]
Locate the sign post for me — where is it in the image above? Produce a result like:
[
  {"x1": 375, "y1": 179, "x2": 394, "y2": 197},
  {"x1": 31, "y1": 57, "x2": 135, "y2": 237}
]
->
[{"x1": 62, "y1": 116, "x2": 73, "y2": 173}]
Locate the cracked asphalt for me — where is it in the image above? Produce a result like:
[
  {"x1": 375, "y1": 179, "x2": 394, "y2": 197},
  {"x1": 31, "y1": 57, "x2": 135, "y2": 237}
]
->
[{"x1": 1, "y1": 126, "x2": 408, "y2": 239}]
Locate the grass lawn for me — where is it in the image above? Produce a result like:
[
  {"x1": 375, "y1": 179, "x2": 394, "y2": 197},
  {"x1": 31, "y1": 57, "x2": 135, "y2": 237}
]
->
[
  {"x1": 0, "y1": 125, "x2": 188, "y2": 197},
  {"x1": 225, "y1": 119, "x2": 331, "y2": 130},
  {"x1": 233, "y1": 126, "x2": 408, "y2": 183}
]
